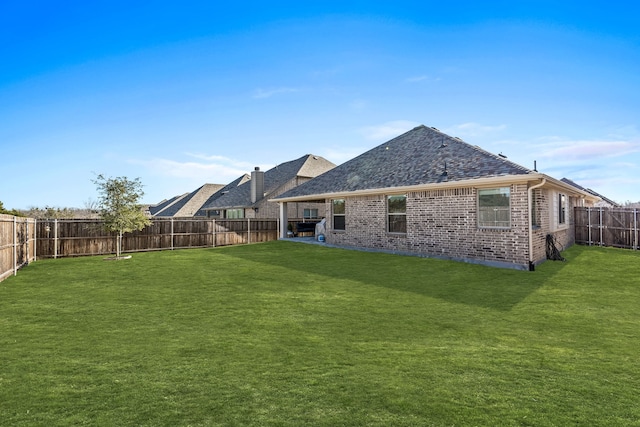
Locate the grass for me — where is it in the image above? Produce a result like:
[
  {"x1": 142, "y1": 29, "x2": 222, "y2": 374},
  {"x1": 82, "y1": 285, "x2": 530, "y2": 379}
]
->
[{"x1": 1, "y1": 241, "x2": 639, "y2": 426}]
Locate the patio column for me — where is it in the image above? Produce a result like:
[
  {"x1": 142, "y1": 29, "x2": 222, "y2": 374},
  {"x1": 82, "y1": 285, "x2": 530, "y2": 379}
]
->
[{"x1": 279, "y1": 202, "x2": 288, "y2": 239}]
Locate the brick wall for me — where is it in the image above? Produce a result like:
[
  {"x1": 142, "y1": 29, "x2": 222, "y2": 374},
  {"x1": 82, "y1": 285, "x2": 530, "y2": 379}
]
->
[
  {"x1": 325, "y1": 184, "x2": 535, "y2": 269},
  {"x1": 244, "y1": 177, "x2": 328, "y2": 219}
]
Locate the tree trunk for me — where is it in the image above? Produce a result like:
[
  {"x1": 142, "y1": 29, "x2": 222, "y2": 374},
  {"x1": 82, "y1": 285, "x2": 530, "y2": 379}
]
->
[{"x1": 117, "y1": 231, "x2": 123, "y2": 257}]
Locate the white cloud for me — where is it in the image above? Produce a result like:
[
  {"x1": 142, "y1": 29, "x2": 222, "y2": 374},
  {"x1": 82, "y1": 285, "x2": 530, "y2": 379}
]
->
[
  {"x1": 320, "y1": 146, "x2": 367, "y2": 165},
  {"x1": 445, "y1": 122, "x2": 507, "y2": 137},
  {"x1": 253, "y1": 87, "x2": 300, "y2": 99},
  {"x1": 184, "y1": 152, "x2": 254, "y2": 169},
  {"x1": 359, "y1": 120, "x2": 421, "y2": 141},
  {"x1": 130, "y1": 158, "x2": 245, "y2": 179},
  {"x1": 349, "y1": 99, "x2": 368, "y2": 111},
  {"x1": 127, "y1": 151, "x2": 273, "y2": 184},
  {"x1": 537, "y1": 139, "x2": 640, "y2": 161},
  {"x1": 405, "y1": 75, "x2": 441, "y2": 83}
]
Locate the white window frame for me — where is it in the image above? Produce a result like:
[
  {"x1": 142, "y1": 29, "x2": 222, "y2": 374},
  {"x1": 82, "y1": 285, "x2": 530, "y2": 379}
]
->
[
  {"x1": 303, "y1": 208, "x2": 319, "y2": 219},
  {"x1": 550, "y1": 191, "x2": 569, "y2": 231},
  {"x1": 225, "y1": 208, "x2": 244, "y2": 219},
  {"x1": 387, "y1": 195, "x2": 407, "y2": 234},
  {"x1": 478, "y1": 187, "x2": 511, "y2": 229},
  {"x1": 332, "y1": 199, "x2": 345, "y2": 231},
  {"x1": 558, "y1": 193, "x2": 567, "y2": 225}
]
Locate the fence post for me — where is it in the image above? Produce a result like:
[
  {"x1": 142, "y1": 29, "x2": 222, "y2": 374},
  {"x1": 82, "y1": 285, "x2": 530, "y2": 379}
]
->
[
  {"x1": 25, "y1": 218, "x2": 28, "y2": 267},
  {"x1": 633, "y1": 209, "x2": 638, "y2": 250},
  {"x1": 33, "y1": 218, "x2": 37, "y2": 261},
  {"x1": 13, "y1": 216, "x2": 17, "y2": 276},
  {"x1": 212, "y1": 218, "x2": 216, "y2": 248},
  {"x1": 599, "y1": 207, "x2": 603, "y2": 246},
  {"x1": 247, "y1": 218, "x2": 251, "y2": 244},
  {"x1": 587, "y1": 207, "x2": 592, "y2": 246},
  {"x1": 171, "y1": 218, "x2": 174, "y2": 250},
  {"x1": 54, "y1": 219, "x2": 58, "y2": 259}
]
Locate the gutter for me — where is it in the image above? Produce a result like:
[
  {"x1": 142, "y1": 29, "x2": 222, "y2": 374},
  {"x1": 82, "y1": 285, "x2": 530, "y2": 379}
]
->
[
  {"x1": 528, "y1": 178, "x2": 546, "y2": 271},
  {"x1": 270, "y1": 174, "x2": 543, "y2": 203}
]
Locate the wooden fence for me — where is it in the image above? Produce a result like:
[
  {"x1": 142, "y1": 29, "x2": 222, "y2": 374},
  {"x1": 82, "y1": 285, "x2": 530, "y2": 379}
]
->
[
  {"x1": 0, "y1": 214, "x2": 37, "y2": 282},
  {"x1": 575, "y1": 207, "x2": 639, "y2": 249},
  {"x1": 35, "y1": 218, "x2": 285, "y2": 259}
]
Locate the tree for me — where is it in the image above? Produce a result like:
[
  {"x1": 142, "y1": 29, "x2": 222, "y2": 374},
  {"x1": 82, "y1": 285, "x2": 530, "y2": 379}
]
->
[
  {"x1": 93, "y1": 174, "x2": 151, "y2": 258},
  {"x1": 0, "y1": 201, "x2": 23, "y2": 217}
]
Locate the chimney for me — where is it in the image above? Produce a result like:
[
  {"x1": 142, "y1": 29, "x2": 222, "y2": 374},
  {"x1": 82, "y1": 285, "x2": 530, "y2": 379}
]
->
[{"x1": 250, "y1": 166, "x2": 265, "y2": 203}]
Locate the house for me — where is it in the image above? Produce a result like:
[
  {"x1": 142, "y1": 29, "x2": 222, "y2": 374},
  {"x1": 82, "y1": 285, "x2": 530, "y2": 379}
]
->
[
  {"x1": 150, "y1": 183, "x2": 225, "y2": 217},
  {"x1": 147, "y1": 193, "x2": 189, "y2": 216},
  {"x1": 202, "y1": 154, "x2": 336, "y2": 219},
  {"x1": 195, "y1": 174, "x2": 251, "y2": 218},
  {"x1": 272, "y1": 125, "x2": 600, "y2": 270}
]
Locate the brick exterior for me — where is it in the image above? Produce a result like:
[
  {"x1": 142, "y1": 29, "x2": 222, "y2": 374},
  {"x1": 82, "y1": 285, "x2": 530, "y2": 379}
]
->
[
  {"x1": 246, "y1": 177, "x2": 328, "y2": 219},
  {"x1": 323, "y1": 183, "x2": 587, "y2": 270},
  {"x1": 530, "y1": 188, "x2": 582, "y2": 265}
]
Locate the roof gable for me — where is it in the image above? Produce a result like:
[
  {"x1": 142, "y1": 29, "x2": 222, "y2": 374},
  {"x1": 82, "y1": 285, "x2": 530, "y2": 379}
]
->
[
  {"x1": 197, "y1": 174, "x2": 250, "y2": 214},
  {"x1": 276, "y1": 125, "x2": 532, "y2": 199},
  {"x1": 154, "y1": 183, "x2": 225, "y2": 217},
  {"x1": 205, "y1": 154, "x2": 336, "y2": 209},
  {"x1": 148, "y1": 193, "x2": 188, "y2": 216}
]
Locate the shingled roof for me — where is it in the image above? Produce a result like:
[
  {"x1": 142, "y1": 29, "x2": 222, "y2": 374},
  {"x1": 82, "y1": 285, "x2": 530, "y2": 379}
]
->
[
  {"x1": 203, "y1": 154, "x2": 336, "y2": 210},
  {"x1": 148, "y1": 193, "x2": 189, "y2": 216},
  {"x1": 153, "y1": 183, "x2": 225, "y2": 217},
  {"x1": 194, "y1": 174, "x2": 250, "y2": 216},
  {"x1": 274, "y1": 125, "x2": 534, "y2": 200},
  {"x1": 561, "y1": 178, "x2": 619, "y2": 207}
]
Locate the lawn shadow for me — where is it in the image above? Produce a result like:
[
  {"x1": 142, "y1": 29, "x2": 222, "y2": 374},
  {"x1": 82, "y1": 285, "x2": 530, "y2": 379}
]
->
[{"x1": 217, "y1": 241, "x2": 573, "y2": 312}]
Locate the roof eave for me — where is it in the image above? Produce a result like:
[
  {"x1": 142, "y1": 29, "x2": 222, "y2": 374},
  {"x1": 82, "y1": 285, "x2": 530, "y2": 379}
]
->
[
  {"x1": 270, "y1": 174, "x2": 539, "y2": 203},
  {"x1": 540, "y1": 174, "x2": 601, "y2": 202},
  {"x1": 270, "y1": 173, "x2": 602, "y2": 203}
]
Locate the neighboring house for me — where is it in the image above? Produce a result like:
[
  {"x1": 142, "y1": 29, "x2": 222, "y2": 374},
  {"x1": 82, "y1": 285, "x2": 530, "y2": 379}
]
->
[
  {"x1": 560, "y1": 178, "x2": 620, "y2": 208},
  {"x1": 203, "y1": 154, "x2": 336, "y2": 219},
  {"x1": 148, "y1": 193, "x2": 189, "y2": 216},
  {"x1": 273, "y1": 125, "x2": 600, "y2": 270},
  {"x1": 151, "y1": 183, "x2": 225, "y2": 217},
  {"x1": 195, "y1": 174, "x2": 251, "y2": 218}
]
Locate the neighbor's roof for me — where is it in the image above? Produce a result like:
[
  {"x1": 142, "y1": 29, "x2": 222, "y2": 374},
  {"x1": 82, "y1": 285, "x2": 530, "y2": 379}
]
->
[
  {"x1": 274, "y1": 125, "x2": 533, "y2": 200},
  {"x1": 153, "y1": 183, "x2": 225, "y2": 217},
  {"x1": 148, "y1": 193, "x2": 188, "y2": 216},
  {"x1": 204, "y1": 154, "x2": 336, "y2": 210},
  {"x1": 196, "y1": 174, "x2": 250, "y2": 215},
  {"x1": 561, "y1": 178, "x2": 619, "y2": 207}
]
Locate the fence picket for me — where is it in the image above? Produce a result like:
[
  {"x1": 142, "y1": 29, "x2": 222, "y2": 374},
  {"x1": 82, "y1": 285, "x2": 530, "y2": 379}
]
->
[
  {"x1": 28, "y1": 218, "x2": 305, "y2": 258},
  {"x1": 0, "y1": 214, "x2": 37, "y2": 282},
  {"x1": 575, "y1": 207, "x2": 639, "y2": 250}
]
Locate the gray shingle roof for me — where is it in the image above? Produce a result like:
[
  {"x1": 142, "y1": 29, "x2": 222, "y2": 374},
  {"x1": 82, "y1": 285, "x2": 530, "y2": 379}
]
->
[
  {"x1": 275, "y1": 125, "x2": 533, "y2": 199},
  {"x1": 204, "y1": 154, "x2": 336, "y2": 209},
  {"x1": 148, "y1": 193, "x2": 188, "y2": 216},
  {"x1": 154, "y1": 183, "x2": 224, "y2": 217},
  {"x1": 196, "y1": 174, "x2": 250, "y2": 215},
  {"x1": 561, "y1": 178, "x2": 617, "y2": 207}
]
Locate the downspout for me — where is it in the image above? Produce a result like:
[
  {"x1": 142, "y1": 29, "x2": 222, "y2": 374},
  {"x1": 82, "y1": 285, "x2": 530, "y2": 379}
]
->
[{"x1": 528, "y1": 178, "x2": 546, "y2": 271}]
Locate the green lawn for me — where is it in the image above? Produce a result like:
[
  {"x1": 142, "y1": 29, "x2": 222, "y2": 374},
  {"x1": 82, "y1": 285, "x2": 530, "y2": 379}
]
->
[{"x1": 1, "y1": 241, "x2": 639, "y2": 426}]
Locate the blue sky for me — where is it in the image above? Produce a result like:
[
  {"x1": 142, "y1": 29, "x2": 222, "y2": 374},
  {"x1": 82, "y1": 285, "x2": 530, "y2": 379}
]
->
[{"x1": 2, "y1": 2, "x2": 639, "y2": 209}]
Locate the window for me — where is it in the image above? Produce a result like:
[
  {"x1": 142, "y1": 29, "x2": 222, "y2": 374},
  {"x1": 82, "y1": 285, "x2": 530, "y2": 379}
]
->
[
  {"x1": 303, "y1": 208, "x2": 319, "y2": 219},
  {"x1": 558, "y1": 193, "x2": 566, "y2": 225},
  {"x1": 387, "y1": 195, "x2": 407, "y2": 233},
  {"x1": 225, "y1": 208, "x2": 244, "y2": 219},
  {"x1": 478, "y1": 187, "x2": 510, "y2": 228},
  {"x1": 531, "y1": 190, "x2": 540, "y2": 228},
  {"x1": 332, "y1": 199, "x2": 345, "y2": 230}
]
